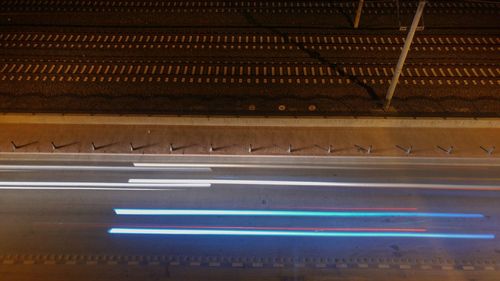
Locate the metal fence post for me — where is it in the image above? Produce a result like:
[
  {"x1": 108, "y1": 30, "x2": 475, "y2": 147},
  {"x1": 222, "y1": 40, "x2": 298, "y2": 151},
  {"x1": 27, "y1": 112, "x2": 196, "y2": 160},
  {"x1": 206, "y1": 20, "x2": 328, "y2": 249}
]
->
[
  {"x1": 384, "y1": 0, "x2": 426, "y2": 110},
  {"x1": 354, "y1": 0, "x2": 365, "y2": 28}
]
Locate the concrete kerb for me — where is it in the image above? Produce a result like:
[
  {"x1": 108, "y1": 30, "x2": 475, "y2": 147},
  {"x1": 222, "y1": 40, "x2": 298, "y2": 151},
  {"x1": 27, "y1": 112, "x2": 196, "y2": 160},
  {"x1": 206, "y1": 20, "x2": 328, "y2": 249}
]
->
[
  {"x1": 1, "y1": 114, "x2": 498, "y2": 157},
  {"x1": 1, "y1": 152, "x2": 500, "y2": 166},
  {"x1": 1, "y1": 114, "x2": 500, "y2": 128}
]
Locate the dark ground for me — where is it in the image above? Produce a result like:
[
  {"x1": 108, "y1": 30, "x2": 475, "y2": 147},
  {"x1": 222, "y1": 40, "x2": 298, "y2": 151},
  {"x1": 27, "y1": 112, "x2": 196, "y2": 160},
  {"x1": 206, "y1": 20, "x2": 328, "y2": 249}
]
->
[{"x1": 0, "y1": 0, "x2": 499, "y2": 116}]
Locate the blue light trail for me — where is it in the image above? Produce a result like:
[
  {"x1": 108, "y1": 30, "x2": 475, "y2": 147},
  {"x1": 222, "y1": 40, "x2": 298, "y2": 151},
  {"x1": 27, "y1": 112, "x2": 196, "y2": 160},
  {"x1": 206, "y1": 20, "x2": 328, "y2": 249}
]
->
[
  {"x1": 108, "y1": 228, "x2": 495, "y2": 239},
  {"x1": 113, "y1": 209, "x2": 485, "y2": 218}
]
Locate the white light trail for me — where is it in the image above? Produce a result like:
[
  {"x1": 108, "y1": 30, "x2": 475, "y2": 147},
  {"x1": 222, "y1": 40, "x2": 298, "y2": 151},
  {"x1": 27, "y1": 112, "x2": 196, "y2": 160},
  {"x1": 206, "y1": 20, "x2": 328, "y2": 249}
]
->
[
  {"x1": 0, "y1": 186, "x2": 175, "y2": 191},
  {"x1": 0, "y1": 164, "x2": 211, "y2": 172},
  {"x1": 134, "y1": 163, "x2": 217, "y2": 168},
  {"x1": 0, "y1": 181, "x2": 211, "y2": 188},
  {"x1": 128, "y1": 179, "x2": 500, "y2": 190},
  {"x1": 129, "y1": 179, "x2": 355, "y2": 187}
]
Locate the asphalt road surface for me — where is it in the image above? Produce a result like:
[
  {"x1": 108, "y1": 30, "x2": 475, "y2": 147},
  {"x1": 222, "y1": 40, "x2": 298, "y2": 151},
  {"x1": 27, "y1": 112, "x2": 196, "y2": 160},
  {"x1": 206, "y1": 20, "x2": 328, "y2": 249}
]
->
[{"x1": 0, "y1": 154, "x2": 499, "y2": 280}]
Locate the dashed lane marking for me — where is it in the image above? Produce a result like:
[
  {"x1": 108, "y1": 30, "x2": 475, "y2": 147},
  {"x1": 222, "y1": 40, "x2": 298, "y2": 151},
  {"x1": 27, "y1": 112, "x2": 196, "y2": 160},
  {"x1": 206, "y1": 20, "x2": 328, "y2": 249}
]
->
[{"x1": 1, "y1": 254, "x2": 490, "y2": 271}]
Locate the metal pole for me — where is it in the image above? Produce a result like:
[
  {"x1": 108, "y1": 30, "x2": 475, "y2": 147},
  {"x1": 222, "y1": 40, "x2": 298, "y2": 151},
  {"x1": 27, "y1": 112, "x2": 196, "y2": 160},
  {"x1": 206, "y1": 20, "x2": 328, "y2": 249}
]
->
[
  {"x1": 353, "y1": 0, "x2": 365, "y2": 28},
  {"x1": 384, "y1": 0, "x2": 426, "y2": 110}
]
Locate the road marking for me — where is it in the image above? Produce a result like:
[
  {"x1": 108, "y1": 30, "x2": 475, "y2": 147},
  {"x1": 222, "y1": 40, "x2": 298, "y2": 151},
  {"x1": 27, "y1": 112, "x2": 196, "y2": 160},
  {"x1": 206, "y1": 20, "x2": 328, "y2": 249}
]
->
[{"x1": 462, "y1": 265, "x2": 475, "y2": 271}]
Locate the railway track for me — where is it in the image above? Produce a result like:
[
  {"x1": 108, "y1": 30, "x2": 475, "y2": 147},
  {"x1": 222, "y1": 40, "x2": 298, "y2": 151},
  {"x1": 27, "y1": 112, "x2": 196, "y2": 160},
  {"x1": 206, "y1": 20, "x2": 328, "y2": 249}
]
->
[
  {"x1": 2, "y1": 28, "x2": 497, "y2": 85},
  {"x1": 1, "y1": 31, "x2": 497, "y2": 54},
  {"x1": 2, "y1": 1, "x2": 496, "y2": 29},
  {"x1": 0, "y1": 0, "x2": 498, "y2": 15},
  {"x1": 1, "y1": 30, "x2": 497, "y2": 117},
  {"x1": 0, "y1": 1, "x2": 498, "y2": 116},
  {"x1": 1, "y1": 57, "x2": 498, "y2": 87}
]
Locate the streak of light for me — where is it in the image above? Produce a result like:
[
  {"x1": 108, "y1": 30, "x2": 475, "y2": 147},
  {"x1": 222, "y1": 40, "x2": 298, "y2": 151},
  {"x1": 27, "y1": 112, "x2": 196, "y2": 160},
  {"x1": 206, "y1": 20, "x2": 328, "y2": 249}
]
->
[
  {"x1": 0, "y1": 181, "x2": 211, "y2": 188},
  {"x1": 114, "y1": 225, "x2": 428, "y2": 232},
  {"x1": 113, "y1": 209, "x2": 484, "y2": 218},
  {"x1": 128, "y1": 178, "x2": 500, "y2": 191},
  {"x1": 33, "y1": 222, "x2": 426, "y2": 232},
  {"x1": 283, "y1": 207, "x2": 419, "y2": 211},
  {"x1": 0, "y1": 186, "x2": 177, "y2": 191},
  {"x1": 0, "y1": 164, "x2": 211, "y2": 172},
  {"x1": 108, "y1": 228, "x2": 495, "y2": 239},
  {"x1": 134, "y1": 163, "x2": 223, "y2": 167},
  {"x1": 132, "y1": 161, "x2": 500, "y2": 168}
]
